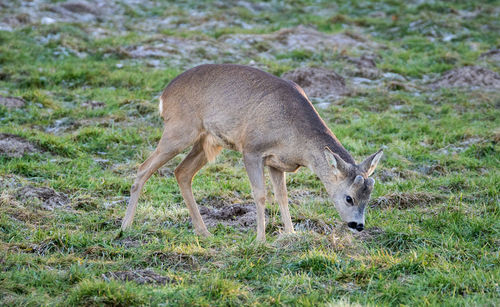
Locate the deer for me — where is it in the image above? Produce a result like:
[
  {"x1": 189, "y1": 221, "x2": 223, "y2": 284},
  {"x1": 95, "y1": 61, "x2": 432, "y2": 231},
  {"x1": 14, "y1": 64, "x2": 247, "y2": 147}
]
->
[{"x1": 121, "y1": 64, "x2": 383, "y2": 241}]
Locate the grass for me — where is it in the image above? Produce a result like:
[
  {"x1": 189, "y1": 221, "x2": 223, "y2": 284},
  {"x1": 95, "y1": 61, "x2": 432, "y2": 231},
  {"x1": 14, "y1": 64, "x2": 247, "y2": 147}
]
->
[{"x1": 0, "y1": 0, "x2": 499, "y2": 306}]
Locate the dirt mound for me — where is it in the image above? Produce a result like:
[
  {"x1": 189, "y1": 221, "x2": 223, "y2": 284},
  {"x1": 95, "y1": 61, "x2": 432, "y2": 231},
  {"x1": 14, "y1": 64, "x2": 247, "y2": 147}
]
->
[
  {"x1": 0, "y1": 95, "x2": 25, "y2": 109},
  {"x1": 0, "y1": 134, "x2": 39, "y2": 158},
  {"x1": 16, "y1": 185, "x2": 70, "y2": 211},
  {"x1": 371, "y1": 192, "x2": 445, "y2": 209},
  {"x1": 199, "y1": 203, "x2": 260, "y2": 229},
  {"x1": 282, "y1": 67, "x2": 349, "y2": 99},
  {"x1": 102, "y1": 269, "x2": 172, "y2": 285},
  {"x1": 222, "y1": 26, "x2": 372, "y2": 54},
  {"x1": 343, "y1": 54, "x2": 381, "y2": 79},
  {"x1": 480, "y1": 48, "x2": 500, "y2": 63},
  {"x1": 429, "y1": 66, "x2": 500, "y2": 89},
  {"x1": 58, "y1": 1, "x2": 98, "y2": 15}
]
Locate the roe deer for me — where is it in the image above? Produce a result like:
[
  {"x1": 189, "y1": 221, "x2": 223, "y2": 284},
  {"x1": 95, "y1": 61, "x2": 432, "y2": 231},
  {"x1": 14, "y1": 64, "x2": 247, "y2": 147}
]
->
[{"x1": 121, "y1": 64, "x2": 383, "y2": 241}]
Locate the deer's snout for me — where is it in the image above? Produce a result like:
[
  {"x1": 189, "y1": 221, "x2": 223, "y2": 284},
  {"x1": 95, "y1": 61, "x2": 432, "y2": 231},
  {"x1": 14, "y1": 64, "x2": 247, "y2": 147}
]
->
[{"x1": 347, "y1": 222, "x2": 364, "y2": 232}]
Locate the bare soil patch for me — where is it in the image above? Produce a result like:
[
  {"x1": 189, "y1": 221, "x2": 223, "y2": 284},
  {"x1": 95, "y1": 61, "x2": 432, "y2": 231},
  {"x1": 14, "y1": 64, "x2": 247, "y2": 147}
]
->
[
  {"x1": 102, "y1": 269, "x2": 173, "y2": 285},
  {"x1": 0, "y1": 134, "x2": 39, "y2": 158},
  {"x1": 199, "y1": 203, "x2": 260, "y2": 229},
  {"x1": 429, "y1": 66, "x2": 500, "y2": 89},
  {"x1": 0, "y1": 95, "x2": 25, "y2": 109},
  {"x1": 371, "y1": 192, "x2": 445, "y2": 209},
  {"x1": 16, "y1": 185, "x2": 70, "y2": 211},
  {"x1": 282, "y1": 67, "x2": 350, "y2": 99}
]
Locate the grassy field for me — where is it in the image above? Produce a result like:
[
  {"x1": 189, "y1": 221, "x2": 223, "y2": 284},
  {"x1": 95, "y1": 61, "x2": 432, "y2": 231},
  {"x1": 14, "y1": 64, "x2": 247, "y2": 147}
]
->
[{"x1": 0, "y1": 0, "x2": 499, "y2": 306}]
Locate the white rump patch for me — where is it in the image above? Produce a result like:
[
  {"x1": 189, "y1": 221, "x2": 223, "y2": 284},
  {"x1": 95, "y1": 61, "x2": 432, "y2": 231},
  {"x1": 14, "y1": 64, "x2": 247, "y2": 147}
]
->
[{"x1": 158, "y1": 96, "x2": 163, "y2": 116}]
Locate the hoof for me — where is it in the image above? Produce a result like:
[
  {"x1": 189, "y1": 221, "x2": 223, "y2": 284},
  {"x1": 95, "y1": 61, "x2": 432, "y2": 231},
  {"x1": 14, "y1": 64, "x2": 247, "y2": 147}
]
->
[
  {"x1": 256, "y1": 234, "x2": 266, "y2": 242},
  {"x1": 196, "y1": 229, "x2": 212, "y2": 237}
]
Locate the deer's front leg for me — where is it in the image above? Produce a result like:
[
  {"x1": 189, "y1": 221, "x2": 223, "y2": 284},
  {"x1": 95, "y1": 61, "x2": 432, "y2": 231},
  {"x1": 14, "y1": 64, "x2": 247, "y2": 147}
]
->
[
  {"x1": 269, "y1": 167, "x2": 294, "y2": 234},
  {"x1": 243, "y1": 153, "x2": 267, "y2": 242}
]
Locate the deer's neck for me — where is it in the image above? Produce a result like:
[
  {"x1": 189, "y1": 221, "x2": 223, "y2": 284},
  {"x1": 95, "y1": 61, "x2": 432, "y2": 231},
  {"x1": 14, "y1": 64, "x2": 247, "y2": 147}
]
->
[{"x1": 306, "y1": 131, "x2": 355, "y2": 183}]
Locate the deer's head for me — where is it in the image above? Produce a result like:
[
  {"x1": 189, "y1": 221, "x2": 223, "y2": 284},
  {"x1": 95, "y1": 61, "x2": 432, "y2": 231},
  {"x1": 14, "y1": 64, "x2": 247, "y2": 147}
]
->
[{"x1": 322, "y1": 147, "x2": 383, "y2": 231}]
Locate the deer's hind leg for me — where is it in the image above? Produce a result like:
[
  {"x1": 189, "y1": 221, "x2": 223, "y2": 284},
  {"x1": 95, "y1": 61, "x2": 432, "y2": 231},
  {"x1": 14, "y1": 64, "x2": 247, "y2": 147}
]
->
[
  {"x1": 243, "y1": 153, "x2": 267, "y2": 241},
  {"x1": 175, "y1": 135, "x2": 222, "y2": 237},
  {"x1": 121, "y1": 124, "x2": 198, "y2": 230}
]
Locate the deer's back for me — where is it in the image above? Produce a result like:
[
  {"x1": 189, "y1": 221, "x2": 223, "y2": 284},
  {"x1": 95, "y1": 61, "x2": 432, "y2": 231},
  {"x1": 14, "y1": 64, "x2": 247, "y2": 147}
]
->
[{"x1": 160, "y1": 64, "x2": 332, "y2": 154}]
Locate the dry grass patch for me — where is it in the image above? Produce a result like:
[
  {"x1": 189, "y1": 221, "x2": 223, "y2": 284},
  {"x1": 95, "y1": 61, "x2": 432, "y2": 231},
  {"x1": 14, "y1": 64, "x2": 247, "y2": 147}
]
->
[
  {"x1": 371, "y1": 192, "x2": 446, "y2": 209},
  {"x1": 293, "y1": 215, "x2": 335, "y2": 235},
  {"x1": 273, "y1": 227, "x2": 367, "y2": 255}
]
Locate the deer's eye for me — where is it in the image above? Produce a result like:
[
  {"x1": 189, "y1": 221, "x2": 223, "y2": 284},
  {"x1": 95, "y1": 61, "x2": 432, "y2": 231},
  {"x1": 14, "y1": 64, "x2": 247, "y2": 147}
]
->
[{"x1": 345, "y1": 195, "x2": 353, "y2": 205}]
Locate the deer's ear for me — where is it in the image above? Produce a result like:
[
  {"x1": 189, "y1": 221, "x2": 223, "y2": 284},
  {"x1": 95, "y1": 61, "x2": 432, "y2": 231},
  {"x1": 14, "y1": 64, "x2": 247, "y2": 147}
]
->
[
  {"x1": 324, "y1": 147, "x2": 349, "y2": 175},
  {"x1": 359, "y1": 149, "x2": 383, "y2": 177}
]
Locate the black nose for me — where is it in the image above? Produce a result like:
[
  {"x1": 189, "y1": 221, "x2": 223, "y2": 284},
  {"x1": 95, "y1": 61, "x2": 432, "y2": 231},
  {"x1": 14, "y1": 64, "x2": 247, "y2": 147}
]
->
[
  {"x1": 347, "y1": 222, "x2": 357, "y2": 229},
  {"x1": 347, "y1": 222, "x2": 364, "y2": 231}
]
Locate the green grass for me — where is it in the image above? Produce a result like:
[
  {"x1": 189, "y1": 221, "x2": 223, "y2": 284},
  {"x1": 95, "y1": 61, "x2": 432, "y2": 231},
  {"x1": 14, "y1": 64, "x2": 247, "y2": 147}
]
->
[{"x1": 0, "y1": 0, "x2": 499, "y2": 306}]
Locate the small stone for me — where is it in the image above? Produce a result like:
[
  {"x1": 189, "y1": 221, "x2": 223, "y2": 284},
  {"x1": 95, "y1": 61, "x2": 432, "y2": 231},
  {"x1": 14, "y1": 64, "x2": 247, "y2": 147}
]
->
[{"x1": 41, "y1": 17, "x2": 56, "y2": 25}]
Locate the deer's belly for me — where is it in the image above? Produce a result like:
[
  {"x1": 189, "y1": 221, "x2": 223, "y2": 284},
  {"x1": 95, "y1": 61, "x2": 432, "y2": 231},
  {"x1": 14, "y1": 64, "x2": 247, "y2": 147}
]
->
[{"x1": 264, "y1": 154, "x2": 301, "y2": 173}]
